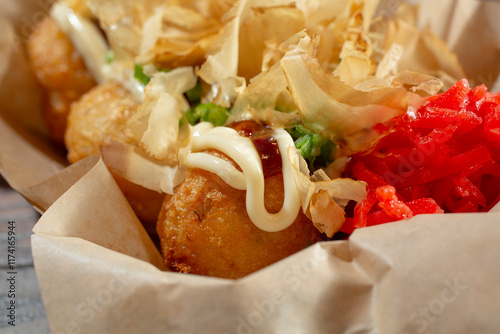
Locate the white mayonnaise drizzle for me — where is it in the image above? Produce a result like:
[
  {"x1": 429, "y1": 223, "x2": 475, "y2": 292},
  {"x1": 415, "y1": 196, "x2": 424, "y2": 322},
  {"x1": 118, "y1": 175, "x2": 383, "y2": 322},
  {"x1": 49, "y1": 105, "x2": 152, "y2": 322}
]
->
[
  {"x1": 50, "y1": 2, "x2": 107, "y2": 83},
  {"x1": 186, "y1": 123, "x2": 301, "y2": 232},
  {"x1": 50, "y1": 2, "x2": 144, "y2": 101}
]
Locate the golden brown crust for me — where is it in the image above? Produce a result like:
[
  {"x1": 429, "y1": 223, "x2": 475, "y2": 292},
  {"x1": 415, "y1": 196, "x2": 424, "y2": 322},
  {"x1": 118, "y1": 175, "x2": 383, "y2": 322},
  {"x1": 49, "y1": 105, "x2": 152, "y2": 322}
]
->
[
  {"x1": 157, "y1": 150, "x2": 320, "y2": 279},
  {"x1": 65, "y1": 81, "x2": 138, "y2": 163},
  {"x1": 27, "y1": 16, "x2": 95, "y2": 143}
]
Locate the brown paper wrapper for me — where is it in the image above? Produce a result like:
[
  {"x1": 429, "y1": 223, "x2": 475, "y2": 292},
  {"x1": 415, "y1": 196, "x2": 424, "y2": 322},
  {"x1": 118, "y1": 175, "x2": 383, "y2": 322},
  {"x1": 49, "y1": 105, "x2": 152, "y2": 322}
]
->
[
  {"x1": 1, "y1": 1, "x2": 500, "y2": 333},
  {"x1": 417, "y1": 0, "x2": 500, "y2": 89},
  {"x1": 31, "y1": 213, "x2": 500, "y2": 333}
]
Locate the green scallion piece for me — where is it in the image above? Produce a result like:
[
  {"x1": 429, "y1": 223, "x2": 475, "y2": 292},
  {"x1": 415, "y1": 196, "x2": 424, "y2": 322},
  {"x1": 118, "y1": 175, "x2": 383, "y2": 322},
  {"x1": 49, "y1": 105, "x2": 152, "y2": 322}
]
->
[
  {"x1": 105, "y1": 50, "x2": 115, "y2": 64},
  {"x1": 194, "y1": 103, "x2": 230, "y2": 127},
  {"x1": 288, "y1": 124, "x2": 335, "y2": 169},
  {"x1": 185, "y1": 81, "x2": 202, "y2": 106},
  {"x1": 185, "y1": 108, "x2": 199, "y2": 126},
  {"x1": 134, "y1": 64, "x2": 151, "y2": 86},
  {"x1": 134, "y1": 65, "x2": 170, "y2": 86}
]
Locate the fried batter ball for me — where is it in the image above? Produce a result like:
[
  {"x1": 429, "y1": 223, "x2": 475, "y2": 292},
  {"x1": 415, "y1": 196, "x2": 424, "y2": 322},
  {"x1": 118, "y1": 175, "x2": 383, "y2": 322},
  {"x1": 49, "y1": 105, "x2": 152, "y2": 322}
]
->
[
  {"x1": 27, "y1": 17, "x2": 96, "y2": 144},
  {"x1": 65, "y1": 81, "x2": 138, "y2": 163},
  {"x1": 157, "y1": 150, "x2": 320, "y2": 279},
  {"x1": 65, "y1": 80, "x2": 165, "y2": 234}
]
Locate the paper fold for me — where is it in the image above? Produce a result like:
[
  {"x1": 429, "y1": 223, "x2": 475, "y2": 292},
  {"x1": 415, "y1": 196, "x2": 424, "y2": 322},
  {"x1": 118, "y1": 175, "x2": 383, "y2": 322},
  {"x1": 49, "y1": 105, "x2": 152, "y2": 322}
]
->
[
  {"x1": 32, "y1": 155, "x2": 164, "y2": 268},
  {"x1": 32, "y1": 210, "x2": 500, "y2": 333}
]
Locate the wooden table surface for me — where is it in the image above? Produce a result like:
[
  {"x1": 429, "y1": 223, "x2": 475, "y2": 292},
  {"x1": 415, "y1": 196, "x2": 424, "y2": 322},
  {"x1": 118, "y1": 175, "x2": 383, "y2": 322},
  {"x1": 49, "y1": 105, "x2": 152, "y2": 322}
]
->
[{"x1": 0, "y1": 176, "x2": 51, "y2": 333}]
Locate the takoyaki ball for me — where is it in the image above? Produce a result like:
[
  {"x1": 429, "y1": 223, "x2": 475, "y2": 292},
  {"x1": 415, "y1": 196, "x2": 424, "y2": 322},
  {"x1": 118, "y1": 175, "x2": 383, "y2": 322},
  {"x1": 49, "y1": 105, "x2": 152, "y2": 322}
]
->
[
  {"x1": 157, "y1": 149, "x2": 320, "y2": 279},
  {"x1": 65, "y1": 80, "x2": 165, "y2": 233},
  {"x1": 65, "y1": 81, "x2": 137, "y2": 164},
  {"x1": 27, "y1": 16, "x2": 95, "y2": 143}
]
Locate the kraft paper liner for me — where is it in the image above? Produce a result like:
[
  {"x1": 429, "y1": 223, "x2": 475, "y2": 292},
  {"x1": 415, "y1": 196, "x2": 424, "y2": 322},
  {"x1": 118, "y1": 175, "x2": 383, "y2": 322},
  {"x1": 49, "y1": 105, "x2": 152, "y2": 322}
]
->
[
  {"x1": 0, "y1": 116, "x2": 93, "y2": 213},
  {"x1": 31, "y1": 156, "x2": 164, "y2": 269},
  {"x1": 31, "y1": 208, "x2": 500, "y2": 333},
  {"x1": 417, "y1": 0, "x2": 500, "y2": 88}
]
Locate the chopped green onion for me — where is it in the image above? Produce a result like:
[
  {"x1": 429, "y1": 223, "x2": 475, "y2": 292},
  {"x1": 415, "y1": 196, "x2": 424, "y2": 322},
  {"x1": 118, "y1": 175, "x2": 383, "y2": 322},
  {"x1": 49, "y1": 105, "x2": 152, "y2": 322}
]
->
[
  {"x1": 184, "y1": 108, "x2": 199, "y2": 126},
  {"x1": 185, "y1": 81, "x2": 203, "y2": 106},
  {"x1": 320, "y1": 139, "x2": 335, "y2": 163},
  {"x1": 194, "y1": 103, "x2": 230, "y2": 127},
  {"x1": 105, "y1": 50, "x2": 115, "y2": 64},
  {"x1": 134, "y1": 65, "x2": 170, "y2": 86},
  {"x1": 182, "y1": 103, "x2": 231, "y2": 127},
  {"x1": 288, "y1": 124, "x2": 335, "y2": 169},
  {"x1": 134, "y1": 64, "x2": 151, "y2": 86}
]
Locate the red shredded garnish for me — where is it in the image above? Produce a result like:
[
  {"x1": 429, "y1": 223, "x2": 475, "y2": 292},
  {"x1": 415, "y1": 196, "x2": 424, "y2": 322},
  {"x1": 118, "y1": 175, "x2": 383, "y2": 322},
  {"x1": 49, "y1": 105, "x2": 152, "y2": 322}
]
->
[
  {"x1": 375, "y1": 185, "x2": 414, "y2": 220},
  {"x1": 341, "y1": 79, "x2": 500, "y2": 233}
]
